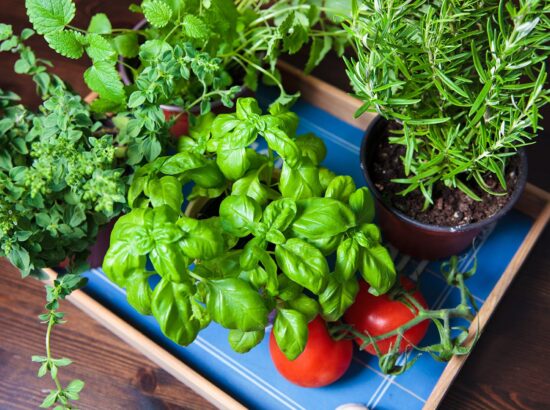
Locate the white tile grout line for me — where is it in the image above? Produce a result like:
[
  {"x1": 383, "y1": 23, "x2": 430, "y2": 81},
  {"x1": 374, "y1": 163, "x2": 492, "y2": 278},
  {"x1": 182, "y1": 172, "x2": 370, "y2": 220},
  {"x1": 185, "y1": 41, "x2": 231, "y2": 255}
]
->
[
  {"x1": 353, "y1": 357, "x2": 426, "y2": 404},
  {"x1": 368, "y1": 227, "x2": 494, "y2": 409},
  {"x1": 89, "y1": 269, "x2": 305, "y2": 410}
]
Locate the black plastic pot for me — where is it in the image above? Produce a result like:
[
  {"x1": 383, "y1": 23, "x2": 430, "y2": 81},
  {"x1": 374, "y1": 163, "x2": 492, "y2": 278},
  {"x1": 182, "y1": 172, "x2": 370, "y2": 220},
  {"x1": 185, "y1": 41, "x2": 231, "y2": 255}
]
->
[{"x1": 360, "y1": 116, "x2": 528, "y2": 260}]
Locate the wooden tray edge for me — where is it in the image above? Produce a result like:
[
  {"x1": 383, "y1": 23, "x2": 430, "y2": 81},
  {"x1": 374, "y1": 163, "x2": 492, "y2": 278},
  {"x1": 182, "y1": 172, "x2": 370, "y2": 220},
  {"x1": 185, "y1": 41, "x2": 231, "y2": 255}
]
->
[{"x1": 42, "y1": 268, "x2": 246, "y2": 410}]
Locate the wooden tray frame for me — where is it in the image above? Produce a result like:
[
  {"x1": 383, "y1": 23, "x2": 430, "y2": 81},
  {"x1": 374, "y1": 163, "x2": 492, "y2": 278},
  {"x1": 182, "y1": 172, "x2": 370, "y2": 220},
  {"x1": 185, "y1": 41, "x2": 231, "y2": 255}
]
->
[{"x1": 44, "y1": 64, "x2": 550, "y2": 410}]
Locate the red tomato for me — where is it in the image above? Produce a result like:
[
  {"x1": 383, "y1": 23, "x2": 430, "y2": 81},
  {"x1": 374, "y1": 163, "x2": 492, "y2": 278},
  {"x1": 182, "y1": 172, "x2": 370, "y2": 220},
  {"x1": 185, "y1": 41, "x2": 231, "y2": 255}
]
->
[
  {"x1": 269, "y1": 316, "x2": 353, "y2": 387},
  {"x1": 163, "y1": 108, "x2": 189, "y2": 137},
  {"x1": 344, "y1": 277, "x2": 429, "y2": 355}
]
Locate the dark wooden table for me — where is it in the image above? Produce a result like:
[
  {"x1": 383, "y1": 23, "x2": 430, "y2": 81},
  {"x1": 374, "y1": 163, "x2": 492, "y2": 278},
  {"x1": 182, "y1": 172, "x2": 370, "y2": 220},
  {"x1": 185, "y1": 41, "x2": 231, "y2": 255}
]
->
[{"x1": 1, "y1": 2, "x2": 549, "y2": 409}]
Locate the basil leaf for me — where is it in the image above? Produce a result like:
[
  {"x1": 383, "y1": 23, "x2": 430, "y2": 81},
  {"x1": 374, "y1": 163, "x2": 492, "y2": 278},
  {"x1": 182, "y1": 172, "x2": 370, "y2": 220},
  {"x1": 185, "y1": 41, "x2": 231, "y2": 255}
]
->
[
  {"x1": 216, "y1": 148, "x2": 250, "y2": 180},
  {"x1": 240, "y1": 236, "x2": 265, "y2": 270},
  {"x1": 150, "y1": 243, "x2": 190, "y2": 283},
  {"x1": 177, "y1": 216, "x2": 225, "y2": 260},
  {"x1": 219, "y1": 194, "x2": 262, "y2": 237},
  {"x1": 305, "y1": 234, "x2": 343, "y2": 256},
  {"x1": 325, "y1": 176, "x2": 356, "y2": 203},
  {"x1": 205, "y1": 278, "x2": 269, "y2": 331},
  {"x1": 319, "y1": 276, "x2": 359, "y2": 322},
  {"x1": 210, "y1": 113, "x2": 240, "y2": 140},
  {"x1": 349, "y1": 187, "x2": 375, "y2": 224},
  {"x1": 228, "y1": 329, "x2": 265, "y2": 353},
  {"x1": 151, "y1": 278, "x2": 200, "y2": 345},
  {"x1": 103, "y1": 241, "x2": 146, "y2": 286},
  {"x1": 319, "y1": 167, "x2": 336, "y2": 190},
  {"x1": 275, "y1": 238, "x2": 328, "y2": 294},
  {"x1": 263, "y1": 127, "x2": 300, "y2": 165},
  {"x1": 288, "y1": 294, "x2": 320, "y2": 322},
  {"x1": 295, "y1": 133, "x2": 326, "y2": 164},
  {"x1": 335, "y1": 237, "x2": 359, "y2": 282},
  {"x1": 277, "y1": 274, "x2": 303, "y2": 301},
  {"x1": 187, "y1": 161, "x2": 225, "y2": 189},
  {"x1": 236, "y1": 97, "x2": 262, "y2": 119},
  {"x1": 263, "y1": 198, "x2": 297, "y2": 231},
  {"x1": 126, "y1": 270, "x2": 153, "y2": 315},
  {"x1": 292, "y1": 198, "x2": 356, "y2": 239},
  {"x1": 195, "y1": 250, "x2": 242, "y2": 279},
  {"x1": 160, "y1": 151, "x2": 205, "y2": 175},
  {"x1": 279, "y1": 160, "x2": 322, "y2": 200},
  {"x1": 147, "y1": 176, "x2": 183, "y2": 212},
  {"x1": 273, "y1": 308, "x2": 308, "y2": 360},
  {"x1": 232, "y1": 169, "x2": 271, "y2": 206},
  {"x1": 358, "y1": 245, "x2": 396, "y2": 296}
]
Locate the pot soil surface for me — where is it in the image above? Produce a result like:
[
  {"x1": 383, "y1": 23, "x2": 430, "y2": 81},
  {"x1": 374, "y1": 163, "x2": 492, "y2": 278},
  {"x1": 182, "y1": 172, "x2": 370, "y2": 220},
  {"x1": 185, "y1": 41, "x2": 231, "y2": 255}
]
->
[{"x1": 370, "y1": 124, "x2": 520, "y2": 227}]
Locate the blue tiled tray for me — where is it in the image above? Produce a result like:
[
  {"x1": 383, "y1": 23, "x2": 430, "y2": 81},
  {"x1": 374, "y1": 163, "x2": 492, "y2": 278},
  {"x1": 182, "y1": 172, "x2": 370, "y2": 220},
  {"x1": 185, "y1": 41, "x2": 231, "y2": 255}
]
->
[{"x1": 50, "y1": 78, "x2": 550, "y2": 410}]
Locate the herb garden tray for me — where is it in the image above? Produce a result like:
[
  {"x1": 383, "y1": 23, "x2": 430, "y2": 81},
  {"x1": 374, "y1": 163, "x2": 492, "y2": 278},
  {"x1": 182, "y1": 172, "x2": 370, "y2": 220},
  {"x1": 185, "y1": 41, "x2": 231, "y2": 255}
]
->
[{"x1": 45, "y1": 65, "x2": 550, "y2": 410}]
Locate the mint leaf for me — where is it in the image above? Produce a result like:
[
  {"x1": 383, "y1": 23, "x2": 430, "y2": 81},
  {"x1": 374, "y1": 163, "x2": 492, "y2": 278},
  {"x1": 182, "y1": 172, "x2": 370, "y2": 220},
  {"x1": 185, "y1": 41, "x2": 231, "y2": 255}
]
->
[
  {"x1": 182, "y1": 15, "x2": 209, "y2": 39},
  {"x1": 83, "y1": 61, "x2": 125, "y2": 104},
  {"x1": 26, "y1": 0, "x2": 75, "y2": 35},
  {"x1": 86, "y1": 33, "x2": 116, "y2": 62},
  {"x1": 87, "y1": 13, "x2": 111, "y2": 34},
  {"x1": 45, "y1": 29, "x2": 84, "y2": 59},
  {"x1": 113, "y1": 32, "x2": 139, "y2": 58},
  {"x1": 142, "y1": 0, "x2": 173, "y2": 28}
]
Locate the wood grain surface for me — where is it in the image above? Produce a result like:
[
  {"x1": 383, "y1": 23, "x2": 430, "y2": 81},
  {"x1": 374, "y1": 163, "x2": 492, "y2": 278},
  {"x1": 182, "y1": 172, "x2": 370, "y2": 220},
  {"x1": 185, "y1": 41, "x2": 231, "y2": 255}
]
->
[{"x1": 0, "y1": 1, "x2": 549, "y2": 409}]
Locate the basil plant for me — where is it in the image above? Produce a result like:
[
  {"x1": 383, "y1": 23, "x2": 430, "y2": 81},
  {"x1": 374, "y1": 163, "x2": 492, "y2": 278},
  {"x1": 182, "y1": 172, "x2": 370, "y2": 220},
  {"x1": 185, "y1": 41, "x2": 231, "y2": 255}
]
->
[{"x1": 104, "y1": 98, "x2": 395, "y2": 358}]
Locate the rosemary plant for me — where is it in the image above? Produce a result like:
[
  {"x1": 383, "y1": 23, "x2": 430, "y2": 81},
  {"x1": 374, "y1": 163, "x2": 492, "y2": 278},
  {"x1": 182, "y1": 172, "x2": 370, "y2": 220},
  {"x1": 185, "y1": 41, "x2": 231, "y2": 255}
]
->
[{"x1": 345, "y1": 0, "x2": 549, "y2": 205}]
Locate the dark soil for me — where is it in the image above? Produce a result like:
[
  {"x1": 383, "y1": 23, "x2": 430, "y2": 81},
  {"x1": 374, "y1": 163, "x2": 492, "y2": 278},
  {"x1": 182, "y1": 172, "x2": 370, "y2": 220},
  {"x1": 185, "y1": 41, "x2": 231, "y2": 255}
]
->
[{"x1": 370, "y1": 124, "x2": 521, "y2": 227}]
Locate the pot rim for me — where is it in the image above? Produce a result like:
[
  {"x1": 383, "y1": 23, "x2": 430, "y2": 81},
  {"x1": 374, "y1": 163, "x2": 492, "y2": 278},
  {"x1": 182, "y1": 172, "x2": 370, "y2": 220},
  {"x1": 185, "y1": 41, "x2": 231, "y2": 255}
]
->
[
  {"x1": 117, "y1": 19, "x2": 248, "y2": 113},
  {"x1": 360, "y1": 115, "x2": 528, "y2": 233}
]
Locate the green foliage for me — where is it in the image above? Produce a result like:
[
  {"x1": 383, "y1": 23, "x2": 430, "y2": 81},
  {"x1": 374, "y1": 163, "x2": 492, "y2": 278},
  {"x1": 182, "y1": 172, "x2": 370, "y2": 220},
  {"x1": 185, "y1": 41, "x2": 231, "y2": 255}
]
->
[
  {"x1": 104, "y1": 97, "x2": 395, "y2": 360},
  {"x1": 346, "y1": 0, "x2": 549, "y2": 204},
  {"x1": 26, "y1": 0, "x2": 350, "y2": 114},
  {"x1": 34, "y1": 273, "x2": 87, "y2": 409},
  {"x1": 0, "y1": 29, "x2": 128, "y2": 278}
]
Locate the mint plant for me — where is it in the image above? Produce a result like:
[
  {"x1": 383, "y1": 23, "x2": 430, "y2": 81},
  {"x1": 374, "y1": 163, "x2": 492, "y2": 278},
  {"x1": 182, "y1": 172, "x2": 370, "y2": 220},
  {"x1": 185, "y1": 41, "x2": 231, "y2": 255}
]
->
[
  {"x1": 345, "y1": 0, "x2": 549, "y2": 206},
  {"x1": 104, "y1": 97, "x2": 396, "y2": 359},
  {"x1": 25, "y1": 0, "x2": 350, "y2": 113}
]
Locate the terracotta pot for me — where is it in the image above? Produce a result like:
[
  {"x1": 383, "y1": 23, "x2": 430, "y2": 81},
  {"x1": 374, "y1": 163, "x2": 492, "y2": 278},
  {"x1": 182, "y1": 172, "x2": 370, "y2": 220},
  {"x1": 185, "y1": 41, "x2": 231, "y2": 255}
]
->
[
  {"x1": 118, "y1": 19, "x2": 251, "y2": 137},
  {"x1": 360, "y1": 116, "x2": 528, "y2": 260}
]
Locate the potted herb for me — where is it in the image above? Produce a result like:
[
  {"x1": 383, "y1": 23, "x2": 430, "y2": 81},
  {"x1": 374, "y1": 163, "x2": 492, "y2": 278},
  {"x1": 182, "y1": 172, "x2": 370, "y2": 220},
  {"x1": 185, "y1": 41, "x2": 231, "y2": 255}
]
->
[
  {"x1": 25, "y1": 0, "x2": 349, "y2": 134},
  {"x1": 0, "y1": 24, "x2": 126, "y2": 276},
  {"x1": 103, "y1": 97, "x2": 397, "y2": 361},
  {"x1": 345, "y1": 0, "x2": 549, "y2": 259}
]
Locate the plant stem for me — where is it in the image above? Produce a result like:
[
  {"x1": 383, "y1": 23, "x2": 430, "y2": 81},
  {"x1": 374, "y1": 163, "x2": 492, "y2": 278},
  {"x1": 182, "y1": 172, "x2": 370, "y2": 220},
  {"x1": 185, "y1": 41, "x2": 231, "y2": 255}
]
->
[{"x1": 45, "y1": 314, "x2": 64, "y2": 393}]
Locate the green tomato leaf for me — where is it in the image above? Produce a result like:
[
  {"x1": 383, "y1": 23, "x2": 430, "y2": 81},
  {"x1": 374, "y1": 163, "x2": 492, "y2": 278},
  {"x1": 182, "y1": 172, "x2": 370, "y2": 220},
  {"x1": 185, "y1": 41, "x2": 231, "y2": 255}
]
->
[
  {"x1": 358, "y1": 245, "x2": 396, "y2": 296},
  {"x1": 147, "y1": 176, "x2": 183, "y2": 212},
  {"x1": 219, "y1": 195, "x2": 262, "y2": 237},
  {"x1": 275, "y1": 238, "x2": 328, "y2": 294},
  {"x1": 273, "y1": 308, "x2": 308, "y2": 360},
  {"x1": 26, "y1": 0, "x2": 76, "y2": 35},
  {"x1": 325, "y1": 176, "x2": 356, "y2": 203},
  {"x1": 228, "y1": 329, "x2": 265, "y2": 353},
  {"x1": 44, "y1": 29, "x2": 84, "y2": 58},
  {"x1": 126, "y1": 270, "x2": 153, "y2": 315},
  {"x1": 205, "y1": 278, "x2": 269, "y2": 331},
  {"x1": 349, "y1": 187, "x2": 375, "y2": 224},
  {"x1": 319, "y1": 276, "x2": 359, "y2": 322},
  {"x1": 142, "y1": 0, "x2": 173, "y2": 28},
  {"x1": 292, "y1": 197, "x2": 356, "y2": 240},
  {"x1": 151, "y1": 278, "x2": 201, "y2": 345}
]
